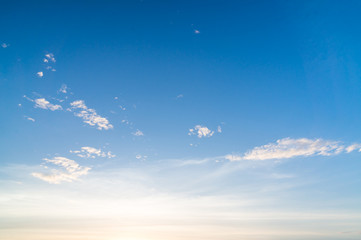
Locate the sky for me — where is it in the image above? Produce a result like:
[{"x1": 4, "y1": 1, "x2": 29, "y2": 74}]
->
[{"x1": 1, "y1": 0, "x2": 361, "y2": 239}]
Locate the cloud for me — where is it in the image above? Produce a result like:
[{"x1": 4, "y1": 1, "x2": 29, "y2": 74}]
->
[
  {"x1": 189, "y1": 125, "x2": 214, "y2": 138},
  {"x1": 26, "y1": 117, "x2": 35, "y2": 122},
  {"x1": 36, "y1": 72, "x2": 43, "y2": 77},
  {"x1": 345, "y1": 143, "x2": 361, "y2": 153},
  {"x1": 46, "y1": 66, "x2": 56, "y2": 71},
  {"x1": 70, "y1": 146, "x2": 115, "y2": 158},
  {"x1": 34, "y1": 98, "x2": 62, "y2": 111},
  {"x1": 217, "y1": 126, "x2": 222, "y2": 133},
  {"x1": 59, "y1": 84, "x2": 68, "y2": 93},
  {"x1": 225, "y1": 138, "x2": 346, "y2": 161},
  {"x1": 32, "y1": 157, "x2": 90, "y2": 184},
  {"x1": 194, "y1": 29, "x2": 200, "y2": 34},
  {"x1": 176, "y1": 94, "x2": 183, "y2": 99},
  {"x1": 45, "y1": 53, "x2": 56, "y2": 62},
  {"x1": 133, "y1": 129, "x2": 144, "y2": 136},
  {"x1": 69, "y1": 100, "x2": 113, "y2": 130},
  {"x1": 1, "y1": 43, "x2": 9, "y2": 48},
  {"x1": 135, "y1": 154, "x2": 147, "y2": 160}
]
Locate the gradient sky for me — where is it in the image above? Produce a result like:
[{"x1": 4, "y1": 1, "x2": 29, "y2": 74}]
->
[{"x1": 1, "y1": 1, "x2": 361, "y2": 239}]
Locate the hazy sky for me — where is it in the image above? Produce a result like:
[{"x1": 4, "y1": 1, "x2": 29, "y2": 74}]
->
[{"x1": 1, "y1": 1, "x2": 361, "y2": 239}]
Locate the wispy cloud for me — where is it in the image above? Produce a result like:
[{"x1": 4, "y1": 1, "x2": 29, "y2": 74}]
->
[
  {"x1": 34, "y1": 98, "x2": 62, "y2": 111},
  {"x1": 25, "y1": 116, "x2": 35, "y2": 122},
  {"x1": 59, "y1": 84, "x2": 68, "y2": 93},
  {"x1": 70, "y1": 146, "x2": 115, "y2": 158},
  {"x1": 1, "y1": 43, "x2": 9, "y2": 48},
  {"x1": 69, "y1": 100, "x2": 113, "y2": 130},
  {"x1": 217, "y1": 125, "x2": 222, "y2": 133},
  {"x1": 135, "y1": 154, "x2": 147, "y2": 160},
  {"x1": 36, "y1": 72, "x2": 43, "y2": 77},
  {"x1": 32, "y1": 157, "x2": 90, "y2": 184},
  {"x1": 225, "y1": 137, "x2": 355, "y2": 161},
  {"x1": 133, "y1": 129, "x2": 144, "y2": 136},
  {"x1": 189, "y1": 125, "x2": 214, "y2": 138}
]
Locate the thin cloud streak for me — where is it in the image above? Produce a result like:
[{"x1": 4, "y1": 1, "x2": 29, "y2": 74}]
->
[{"x1": 226, "y1": 137, "x2": 361, "y2": 161}]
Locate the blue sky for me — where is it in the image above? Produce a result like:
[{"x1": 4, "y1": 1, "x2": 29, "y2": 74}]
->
[{"x1": 1, "y1": 1, "x2": 361, "y2": 239}]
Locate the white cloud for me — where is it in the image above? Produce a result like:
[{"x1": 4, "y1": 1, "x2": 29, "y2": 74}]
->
[
  {"x1": 194, "y1": 29, "x2": 200, "y2": 34},
  {"x1": 176, "y1": 94, "x2": 183, "y2": 99},
  {"x1": 119, "y1": 105, "x2": 126, "y2": 110},
  {"x1": 133, "y1": 129, "x2": 144, "y2": 136},
  {"x1": 122, "y1": 119, "x2": 130, "y2": 125},
  {"x1": 26, "y1": 117, "x2": 35, "y2": 122},
  {"x1": 45, "y1": 53, "x2": 56, "y2": 62},
  {"x1": 1, "y1": 43, "x2": 9, "y2": 48},
  {"x1": 71, "y1": 146, "x2": 115, "y2": 159},
  {"x1": 59, "y1": 84, "x2": 67, "y2": 93},
  {"x1": 217, "y1": 125, "x2": 222, "y2": 133},
  {"x1": 36, "y1": 72, "x2": 43, "y2": 77},
  {"x1": 226, "y1": 138, "x2": 345, "y2": 161},
  {"x1": 135, "y1": 154, "x2": 147, "y2": 160},
  {"x1": 34, "y1": 98, "x2": 62, "y2": 111},
  {"x1": 32, "y1": 157, "x2": 90, "y2": 184},
  {"x1": 345, "y1": 143, "x2": 361, "y2": 153},
  {"x1": 189, "y1": 125, "x2": 214, "y2": 138},
  {"x1": 69, "y1": 100, "x2": 113, "y2": 130}
]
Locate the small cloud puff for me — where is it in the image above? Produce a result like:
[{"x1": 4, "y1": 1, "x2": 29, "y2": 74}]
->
[
  {"x1": 45, "y1": 53, "x2": 56, "y2": 62},
  {"x1": 189, "y1": 125, "x2": 214, "y2": 138},
  {"x1": 26, "y1": 117, "x2": 35, "y2": 122},
  {"x1": 34, "y1": 98, "x2": 62, "y2": 111},
  {"x1": 1, "y1": 43, "x2": 9, "y2": 48},
  {"x1": 37, "y1": 72, "x2": 43, "y2": 77},
  {"x1": 133, "y1": 129, "x2": 144, "y2": 136},
  {"x1": 70, "y1": 146, "x2": 115, "y2": 159},
  {"x1": 59, "y1": 84, "x2": 68, "y2": 93},
  {"x1": 217, "y1": 126, "x2": 222, "y2": 133},
  {"x1": 345, "y1": 143, "x2": 361, "y2": 153},
  {"x1": 69, "y1": 100, "x2": 113, "y2": 130},
  {"x1": 135, "y1": 154, "x2": 147, "y2": 161}
]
